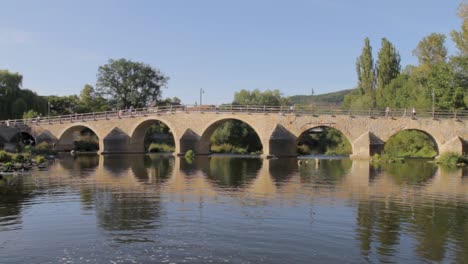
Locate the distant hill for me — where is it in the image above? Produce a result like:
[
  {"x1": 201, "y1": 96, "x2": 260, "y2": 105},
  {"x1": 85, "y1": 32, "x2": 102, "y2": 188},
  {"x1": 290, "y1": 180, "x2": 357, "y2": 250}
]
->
[{"x1": 289, "y1": 89, "x2": 353, "y2": 106}]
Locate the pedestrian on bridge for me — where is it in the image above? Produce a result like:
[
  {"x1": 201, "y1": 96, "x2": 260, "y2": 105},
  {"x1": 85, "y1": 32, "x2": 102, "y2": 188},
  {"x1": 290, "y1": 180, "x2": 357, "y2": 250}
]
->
[{"x1": 412, "y1": 108, "x2": 416, "y2": 118}]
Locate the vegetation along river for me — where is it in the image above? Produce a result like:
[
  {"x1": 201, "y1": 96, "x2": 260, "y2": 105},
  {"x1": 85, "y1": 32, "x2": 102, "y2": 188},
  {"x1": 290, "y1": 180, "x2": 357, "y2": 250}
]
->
[{"x1": 1, "y1": 154, "x2": 467, "y2": 263}]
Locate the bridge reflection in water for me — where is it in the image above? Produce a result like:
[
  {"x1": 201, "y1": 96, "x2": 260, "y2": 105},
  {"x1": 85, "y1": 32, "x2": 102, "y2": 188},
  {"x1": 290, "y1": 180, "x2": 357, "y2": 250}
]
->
[
  {"x1": 47, "y1": 154, "x2": 467, "y2": 201},
  {"x1": 2, "y1": 155, "x2": 468, "y2": 263}
]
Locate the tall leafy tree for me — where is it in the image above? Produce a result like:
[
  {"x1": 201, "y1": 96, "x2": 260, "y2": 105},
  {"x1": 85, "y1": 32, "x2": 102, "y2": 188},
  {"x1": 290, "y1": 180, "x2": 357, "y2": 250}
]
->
[
  {"x1": 376, "y1": 38, "x2": 401, "y2": 90},
  {"x1": 356, "y1": 38, "x2": 376, "y2": 107},
  {"x1": 233, "y1": 89, "x2": 290, "y2": 106},
  {"x1": 451, "y1": 2, "x2": 468, "y2": 56},
  {"x1": 96, "y1": 58, "x2": 169, "y2": 109},
  {"x1": 413, "y1": 33, "x2": 447, "y2": 68},
  {"x1": 450, "y1": 2, "x2": 468, "y2": 109}
]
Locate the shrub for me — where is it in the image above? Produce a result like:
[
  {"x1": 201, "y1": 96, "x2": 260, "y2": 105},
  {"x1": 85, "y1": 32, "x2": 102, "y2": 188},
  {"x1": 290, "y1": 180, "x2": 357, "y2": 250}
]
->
[
  {"x1": 12, "y1": 154, "x2": 25, "y2": 163},
  {"x1": 148, "y1": 143, "x2": 175, "y2": 153},
  {"x1": 211, "y1": 144, "x2": 249, "y2": 154},
  {"x1": 297, "y1": 144, "x2": 311, "y2": 155},
  {"x1": 74, "y1": 140, "x2": 99, "y2": 151},
  {"x1": 436, "y1": 152, "x2": 467, "y2": 166},
  {"x1": 32, "y1": 142, "x2": 56, "y2": 155},
  {"x1": 211, "y1": 143, "x2": 233, "y2": 153},
  {"x1": 0, "y1": 151, "x2": 12, "y2": 163},
  {"x1": 185, "y1": 150, "x2": 195, "y2": 159},
  {"x1": 371, "y1": 153, "x2": 404, "y2": 163},
  {"x1": 35, "y1": 155, "x2": 46, "y2": 164}
]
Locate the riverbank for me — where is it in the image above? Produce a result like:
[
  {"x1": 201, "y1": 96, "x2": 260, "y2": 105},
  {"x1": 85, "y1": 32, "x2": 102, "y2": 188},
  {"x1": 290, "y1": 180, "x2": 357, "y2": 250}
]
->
[{"x1": 0, "y1": 150, "x2": 51, "y2": 173}]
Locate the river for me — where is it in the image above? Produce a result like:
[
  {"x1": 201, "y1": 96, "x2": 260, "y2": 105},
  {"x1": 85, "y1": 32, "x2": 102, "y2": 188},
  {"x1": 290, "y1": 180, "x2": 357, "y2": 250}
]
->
[{"x1": 1, "y1": 154, "x2": 467, "y2": 263}]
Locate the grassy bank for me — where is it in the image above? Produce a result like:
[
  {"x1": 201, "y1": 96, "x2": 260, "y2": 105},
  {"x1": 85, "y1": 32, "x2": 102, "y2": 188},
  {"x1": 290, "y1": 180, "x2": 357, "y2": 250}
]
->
[{"x1": 0, "y1": 142, "x2": 55, "y2": 172}]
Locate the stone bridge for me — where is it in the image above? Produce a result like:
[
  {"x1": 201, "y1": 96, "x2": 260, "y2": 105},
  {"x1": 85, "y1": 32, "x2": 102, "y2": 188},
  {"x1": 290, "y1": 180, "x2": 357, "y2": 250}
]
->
[{"x1": 0, "y1": 106, "x2": 467, "y2": 158}]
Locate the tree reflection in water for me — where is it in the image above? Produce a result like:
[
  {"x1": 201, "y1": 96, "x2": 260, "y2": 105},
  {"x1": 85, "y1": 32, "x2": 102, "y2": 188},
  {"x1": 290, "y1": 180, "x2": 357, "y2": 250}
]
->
[{"x1": 1, "y1": 155, "x2": 468, "y2": 262}]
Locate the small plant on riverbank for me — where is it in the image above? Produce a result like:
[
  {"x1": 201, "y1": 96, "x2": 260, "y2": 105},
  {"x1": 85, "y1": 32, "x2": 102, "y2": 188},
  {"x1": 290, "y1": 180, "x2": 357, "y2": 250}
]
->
[
  {"x1": 211, "y1": 144, "x2": 249, "y2": 154},
  {"x1": 436, "y1": 152, "x2": 468, "y2": 166},
  {"x1": 12, "y1": 154, "x2": 25, "y2": 163},
  {"x1": 184, "y1": 149, "x2": 195, "y2": 164},
  {"x1": 35, "y1": 155, "x2": 46, "y2": 164},
  {"x1": 148, "y1": 143, "x2": 175, "y2": 153},
  {"x1": 0, "y1": 151, "x2": 12, "y2": 163},
  {"x1": 32, "y1": 142, "x2": 57, "y2": 155},
  {"x1": 371, "y1": 153, "x2": 404, "y2": 163}
]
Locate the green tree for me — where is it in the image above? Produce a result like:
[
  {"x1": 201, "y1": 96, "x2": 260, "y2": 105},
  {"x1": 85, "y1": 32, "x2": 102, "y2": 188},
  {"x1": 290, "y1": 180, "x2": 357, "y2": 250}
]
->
[
  {"x1": 426, "y1": 63, "x2": 465, "y2": 110},
  {"x1": 47, "y1": 95, "x2": 80, "y2": 115},
  {"x1": 233, "y1": 89, "x2": 290, "y2": 106},
  {"x1": 11, "y1": 98, "x2": 27, "y2": 118},
  {"x1": 376, "y1": 38, "x2": 401, "y2": 89},
  {"x1": 450, "y1": 2, "x2": 468, "y2": 109},
  {"x1": 78, "y1": 84, "x2": 109, "y2": 112},
  {"x1": 356, "y1": 38, "x2": 376, "y2": 107},
  {"x1": 23, "y1": 109, "x2": 40, "y2": 119},
  {"x1": 413, "y1": 33, "x2": 447, "y2": 68},
  {"x1": 376, "y1": 38, "x2": 401, "y2": 107},
  {"x1": 96, "y1": 58, "x2": 169, "y2": 109},
  {"x1": 451, "y1": 2, "x2": 468, "y2": 56}
]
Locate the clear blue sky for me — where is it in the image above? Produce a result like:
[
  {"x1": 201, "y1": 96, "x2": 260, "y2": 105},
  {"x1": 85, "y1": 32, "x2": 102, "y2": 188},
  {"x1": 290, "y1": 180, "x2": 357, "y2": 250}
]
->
[{"x1": 0, "y1": 0, "x2": 462, "y2": 104}]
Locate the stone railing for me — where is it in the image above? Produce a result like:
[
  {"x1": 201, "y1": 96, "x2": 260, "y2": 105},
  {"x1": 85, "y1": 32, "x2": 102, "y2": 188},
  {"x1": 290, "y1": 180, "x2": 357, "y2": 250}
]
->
[{"x1": 0, "y1": 104, "x2": 466, "y2": 127}]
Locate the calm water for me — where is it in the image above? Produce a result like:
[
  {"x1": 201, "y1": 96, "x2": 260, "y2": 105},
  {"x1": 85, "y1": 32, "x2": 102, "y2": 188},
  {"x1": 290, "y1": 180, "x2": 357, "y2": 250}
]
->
[{"x1": 1, "y1": 155, "x2": 468, "y2": 264}]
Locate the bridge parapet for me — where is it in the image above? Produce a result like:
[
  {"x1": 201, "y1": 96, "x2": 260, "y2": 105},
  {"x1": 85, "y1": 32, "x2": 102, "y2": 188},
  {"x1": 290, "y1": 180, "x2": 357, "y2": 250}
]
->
[{"x1": 0, "y1": 105, "x2": 467, "y2": 158}]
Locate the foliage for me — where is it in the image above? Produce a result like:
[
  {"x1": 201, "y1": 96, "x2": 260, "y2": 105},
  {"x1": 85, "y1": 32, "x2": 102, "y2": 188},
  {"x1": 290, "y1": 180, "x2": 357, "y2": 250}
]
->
[
  {"x1": 148, "y1": 143, "x2": 174, "y2": 153},
  {"x1": 413, "y1": 33, "x2": 447, "y2": 68},
  {"x1": 0, "y1": 151, "x2": 12, "y2": 162},
  {"x1": 0, "y1": 70, "x2": 46, "y2": 119},
  {"x1": 297, "y1": 127, "x2": 352, "y2": 155},
  {"x1": 23, "y1": 109, "x2": 40, "y2": 119},
  {"x1": 356, "y1": 37, "x2": 376, "y2": 106},
  {"x1": 436, "y1": 152, "x2": 468, "y2": 166},
  {"x1": 35, "y1": 155, "x2": 46, "y2": 164},
  {"x1": 210, "y1": 144, "x2": 248, "y2": 154},
  {"x1": 289, "y1": 89, "x2": 353, "y2": 106},
  {"x1": 297, "y1": 144, "x2": 311, "y2": 155},
  {"x1": 233, "y1": 89, "x2": 290, "y2": 106},
  {"x1": 74, "y1": 141, "x2": 99, "y2": 151},
  {"x1": 96, "y1": 58, "x2": 169, "y2": 109},
  {"x1": 12, "y1": 154, "x2": 25, "y2": 163},
  {"x1": 371, "y1": 153, "x2": 404, "y2": 164},
  {"x1": 451, "y1": 2, "x2": 468, "y2": 56},
  {"x1": 210, "y1": 120, "x2": 262, "y2": 153},
  {"x1": 32, "y1": 142, "x2": 56, "y2": 155},
  {"x1": 184, "y1": 150, "x2": 195, "y2": 159},
  {"x1": 78, "y1": 84, "x2": 110, "y2": 112},
  {"x1": 47, "y1": 95, "x2": 81, "y2": 115},
  {"x1": 376, "y1": 38, "x2": 401, "y2": 90},
  {"x1": 384, "y1": 130, "x2": 437, "y2": 158}
]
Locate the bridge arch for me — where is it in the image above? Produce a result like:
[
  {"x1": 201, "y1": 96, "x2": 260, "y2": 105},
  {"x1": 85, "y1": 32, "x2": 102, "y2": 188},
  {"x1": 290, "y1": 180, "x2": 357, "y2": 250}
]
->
[
  {"x1": 383, "y1": 129, "x2": 439, "y2": 158},
  {"x1": 10, "y1": 131, "x2": 36, "y2": 147},
  {"x1": 296, "y1": 125, "x2": 353, "y2": 156},
  {"x1": 129, "y1": 118, "x2": 178, "y2": 153},
  {"x1": 57, "y1": 124, "x2": 101, "y2": 152},
  {"x1": 197, "y1": 117, "x2": 265, "y2": 155}
]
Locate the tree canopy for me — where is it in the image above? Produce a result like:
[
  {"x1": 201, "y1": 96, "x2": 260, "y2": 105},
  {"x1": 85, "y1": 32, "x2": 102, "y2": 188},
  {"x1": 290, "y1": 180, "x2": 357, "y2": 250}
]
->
[
  {"x1": 96, "y1": 58, "x2": 169, "y2": 109},
  {"x1": 233, "y1": 89, "x2": 290, "y2": 106}
]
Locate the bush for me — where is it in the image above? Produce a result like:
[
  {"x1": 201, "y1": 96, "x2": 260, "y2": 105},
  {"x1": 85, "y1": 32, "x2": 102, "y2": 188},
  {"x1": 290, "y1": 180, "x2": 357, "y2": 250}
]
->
[
  {"x1": 35, "y1": 155, "x2": 46, "y2": 164},
  {"x1": 436, "y1": 152, "x2": 468, "y2": 166},
  {"x1": 211, "y1": 144, "x2": 249, "y2": 154},
  {"x1": 32, "y1": 142, "x2": 56, "y2": 155},
  {"x1": 185, "y1": 150, "x2": 195, "y2": 159},
  {"x1": 148, "y1": 143, "x2": 175, "y2": 153},
  {"x1": 211, "y1": 143, "x2": 233, "y2": 153},
  {"x1": 74, "y1": 140, "x2": 99, "y2": 151},
  {"x1": 0, "y1": 151, "x2": 12, "y2": 163},
  {"x1": 12, "y1": 154, "x2": 25, "y2": 163},
  {"x1": 371, "y1": 153, "x2": 404, "y2": 163},
  {"x1": 297, "y1": 144, "x2": 311, "y2": 155}
]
